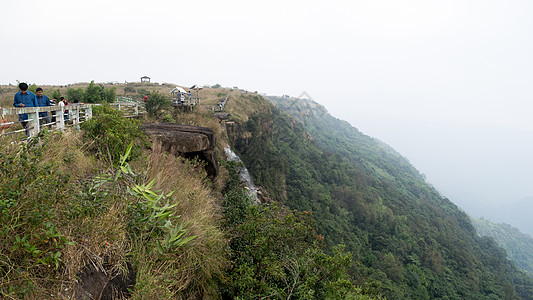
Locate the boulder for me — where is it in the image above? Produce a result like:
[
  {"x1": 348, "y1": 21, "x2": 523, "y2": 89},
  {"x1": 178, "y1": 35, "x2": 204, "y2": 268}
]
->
[
  {"x1": 213, "y1": 112, "x2": 231, "y2": 122},
  {"x1": 143, "y1": 123, "x2": 219, "y2": 178}
]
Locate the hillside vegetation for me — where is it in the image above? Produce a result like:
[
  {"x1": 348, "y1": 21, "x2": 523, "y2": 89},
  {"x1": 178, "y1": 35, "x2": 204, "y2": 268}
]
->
[
  {"x1": 0, "y1": 90, "x2": 376, "y2": 299},
  {"x1": 226, "y1": 95, "x2": 533, "y2": 299},
  {"x1": 2, "y1": 84, "x2": 533, "y2": 299},
  {"x1": 472, "y1": 218, "x2": 533, "y2": 278}
]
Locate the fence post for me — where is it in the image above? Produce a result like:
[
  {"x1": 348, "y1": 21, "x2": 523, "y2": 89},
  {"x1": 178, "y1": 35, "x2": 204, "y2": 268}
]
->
[
  {"x1": 134, "y1": 103, "x2": 139, "y2": 115},
  {"x1": 72, "y1": 105, "x2": 80, "y2": 130},
  {"x1": 57, "y1": 107, "x2": 65, "y2": 130},
  {"x1": 85, "y1": 105, "x2": 92, "y2": 120},
  {"x1": 28, "y1": 109, "x2": 40, "y2": 137}
]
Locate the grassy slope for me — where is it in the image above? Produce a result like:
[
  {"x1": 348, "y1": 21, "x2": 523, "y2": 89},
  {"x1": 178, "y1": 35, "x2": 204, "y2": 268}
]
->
[{"x1": 0, "y1": 107, "x2": 229, "y2": 298}]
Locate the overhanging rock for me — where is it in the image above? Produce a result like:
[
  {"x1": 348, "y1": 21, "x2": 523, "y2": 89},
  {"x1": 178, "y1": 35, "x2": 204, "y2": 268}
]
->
[{"x1": 143, "y1": 123, "x2": 219, "y2": 178}]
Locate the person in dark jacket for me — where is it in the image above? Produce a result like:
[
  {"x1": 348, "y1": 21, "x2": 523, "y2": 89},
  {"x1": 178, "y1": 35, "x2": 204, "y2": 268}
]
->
[
  {"x1": 36, "y1": 87, "x2": 51, "y2": 128},
  {"x1": 13, "y1": 82, "x2": 37, "y2": 137}
]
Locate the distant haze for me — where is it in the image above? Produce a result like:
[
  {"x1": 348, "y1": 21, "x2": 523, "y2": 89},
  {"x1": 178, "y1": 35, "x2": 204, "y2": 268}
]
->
[{"x1": 2, "y1": 1, "x2": 532, "y2": 234}]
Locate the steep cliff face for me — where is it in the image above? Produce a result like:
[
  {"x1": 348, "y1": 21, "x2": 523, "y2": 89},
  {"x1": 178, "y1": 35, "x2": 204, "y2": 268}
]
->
[
  {"x1": 227, "y1": 109, "x2": 288, "y2": 201},
  {"x1": 225, "y1": 94, "x2": 533, "y2": 299}
]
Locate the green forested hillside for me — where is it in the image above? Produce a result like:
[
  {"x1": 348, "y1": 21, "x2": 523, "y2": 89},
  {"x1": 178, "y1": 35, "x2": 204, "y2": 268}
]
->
[
  {"x1": 227, "y1": 96, "x2": 533, "y2": 299},
  {"x1": 472, "y1": 217, "x2": 533, "y2": 278},
  {"x1": 2, "y1": 89, "x2": 533, "y2": 299},
  {"x1": 0, "y1": 99, "x2": 377, "y2": 299}
]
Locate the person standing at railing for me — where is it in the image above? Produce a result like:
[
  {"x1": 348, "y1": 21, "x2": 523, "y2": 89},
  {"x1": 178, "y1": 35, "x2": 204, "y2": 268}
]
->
[
  {"x1": 13, "y1": 82, "x2": 37, "y2": 137},
  {"x1": 50, "y1": 97, "x2": 58, "y2": 123},
  {"x1": 36, "y1": 87, "x2": 51, "y2": 129},
  {"x1": 58, "y1": 97, "x2": 69, "y2": 121}
]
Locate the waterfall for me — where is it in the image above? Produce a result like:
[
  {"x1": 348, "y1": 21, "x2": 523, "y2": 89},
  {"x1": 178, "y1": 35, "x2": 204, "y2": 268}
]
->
[{"x1": 224, "y1": 147, "x2": 259, "y2": 203}]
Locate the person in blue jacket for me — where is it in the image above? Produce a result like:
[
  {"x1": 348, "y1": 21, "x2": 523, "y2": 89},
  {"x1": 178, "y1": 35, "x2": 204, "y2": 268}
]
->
[
  {"x1": 13, "y1": 82, "x2": 37, "y2": 136},
  {"x1": 35, "y1": 87, "x2": 51, "y2": 128}
]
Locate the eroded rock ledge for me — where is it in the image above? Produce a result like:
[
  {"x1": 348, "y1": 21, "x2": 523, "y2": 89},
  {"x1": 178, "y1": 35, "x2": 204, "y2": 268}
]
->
[{"x1": 143, "y1": 123, "x2": 219, "y2": 177}]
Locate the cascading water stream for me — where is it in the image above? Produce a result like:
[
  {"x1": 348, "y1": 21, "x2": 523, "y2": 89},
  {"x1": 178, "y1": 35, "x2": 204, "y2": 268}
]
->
[{"x1": 224, "y1": 147, "x2": 258, "y2": 203}]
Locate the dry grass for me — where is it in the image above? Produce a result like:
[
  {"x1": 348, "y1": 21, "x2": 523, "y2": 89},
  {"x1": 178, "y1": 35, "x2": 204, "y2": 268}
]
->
[
  {"x1": 61, "y1": 200, "x2": 131, "y2": 299},
  {"x1": 0, "y1": 124, "x2": 229, "y2": 299},
  {"x1": 40, "y1": 130, "x2": 104, "y2": 180},
  {"x1": 131, "y1": 142, "x2": 227, "y2": 299},
  {"x1": 38, "y1": 131, "x2": 128, "y2": 299}
]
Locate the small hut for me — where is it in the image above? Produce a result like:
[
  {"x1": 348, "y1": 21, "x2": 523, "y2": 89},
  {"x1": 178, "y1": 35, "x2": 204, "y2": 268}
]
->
[{"x1": 141, "y1": 76, "x2": 150, "y2": 83}]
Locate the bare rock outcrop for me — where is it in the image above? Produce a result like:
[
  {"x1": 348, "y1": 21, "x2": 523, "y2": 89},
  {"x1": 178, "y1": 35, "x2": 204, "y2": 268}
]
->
[{"x1": 143, "y1": 123, "x2": 219, "y2": 177}]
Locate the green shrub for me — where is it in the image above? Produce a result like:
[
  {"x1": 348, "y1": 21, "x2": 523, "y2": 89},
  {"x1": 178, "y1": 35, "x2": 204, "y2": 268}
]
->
[
  {"x1": 144, "y1": 91, "x2": 172, "y2": 118},
  {"x1": 137, "y1": 88, "x2": 149, "y2": 97},
  {"x1": 81, "y1": 104, "x2": 148, "y2": 164},
  {"x1": 84, "y1": 80, "x2": 116, "y2": 103},
  {"x1": 220, "y1": 161, "x2": 364, "y2": 299},
  {"x1": 0, "y1": 134, "x2": 75, "y2": 298},
  {"x1": 161, "y1": 113, "x2": 175, "y2": 123}
]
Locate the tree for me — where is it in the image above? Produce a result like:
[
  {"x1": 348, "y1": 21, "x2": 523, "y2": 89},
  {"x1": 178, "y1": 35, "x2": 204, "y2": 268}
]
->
[
  {"x1": 138, "y1": 88, "x2": 149, "y2": 97},
  {"x1": 66, "y1": 87, "x2": 84, "y2": 103},
  {"x1": 124, "y1": 86, "x2": 136, "y2": 96},
  {"x1": 101, "y1": 86, "x2": 116, "y2": 103},
  {"x1": 84, "y1": 80, "x2": 102, "y2": 103},
  {"x1": 51, "y1": 89, "x2": 62, "y2": 100},
  {"x1": 28, "y1": 83, "x2": 38, "y2": 94},
  {"x1": 144, "y1": 91, "x2": 171, "y2": 118},
  {"x1": 84, "y1": 80, "x2": 116, "y2": 103},
  {"x1": 212, "y1": 84, "x2": 221, "y2": 89}
]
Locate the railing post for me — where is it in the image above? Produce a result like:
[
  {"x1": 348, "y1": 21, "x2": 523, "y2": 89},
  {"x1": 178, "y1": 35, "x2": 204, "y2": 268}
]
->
[
  {"x1": 134, "y1": 103, "x2": 139, "y2": 115},
  {"x1": 57, "y1": 107, "x2": 65, "y2": 130},
  {"x1": 28, "y1": 108, "x2": 40, "y2": 137},
  {"x1": 85, "y1": 105, "x2": 92, "y2": 120},
  {"x1": 72, "y1": 106, "x2": 80, "y2": 130}
]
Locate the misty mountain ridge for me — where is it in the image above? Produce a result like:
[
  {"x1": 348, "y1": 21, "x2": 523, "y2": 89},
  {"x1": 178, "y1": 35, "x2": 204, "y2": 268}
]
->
[
  {"x1": 341, "y1": 115, "x2": 533, "y2": 237},
  {"x1": 482, "y1": 197, "x2": 533, "y2": 238},
  {"x1": 472, "y1": 217, "x2": 533, "y2": 278},
  {"x1": 268, "y1": 94, "x2": 533, "y2": 279},
  {"x1": 294, "y1": 96, "x2": 533, "y2": 237},
  {"x1": 229, "y1": 94, "x2": 533, "y2": 298}
]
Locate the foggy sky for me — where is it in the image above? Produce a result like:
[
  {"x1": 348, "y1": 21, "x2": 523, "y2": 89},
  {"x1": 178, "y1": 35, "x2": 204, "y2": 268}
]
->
[{"x1": 1, "y1": 1, "x2": 532, "y2": 233}]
